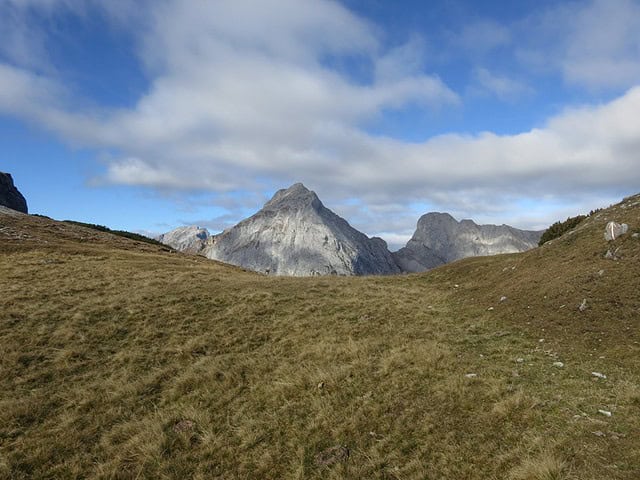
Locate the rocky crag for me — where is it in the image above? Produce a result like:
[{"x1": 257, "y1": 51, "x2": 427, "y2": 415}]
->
[
  {"x1": 393, "y1": 212, "x2": 542, "y2": 273},
  {"x1": 157, "y1": 226, "x2": 210, "y2": 254},
  {"x1": 0, "y1": 172, "x2": 28, "y2": 213}
]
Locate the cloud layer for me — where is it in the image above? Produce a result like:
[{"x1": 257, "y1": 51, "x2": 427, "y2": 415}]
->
[{"x1": 0, "y1": 0, "x2": 639, "y2": 242}]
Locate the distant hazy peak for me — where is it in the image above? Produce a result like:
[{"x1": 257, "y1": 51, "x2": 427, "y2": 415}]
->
[{"x1": 158, "y1": 225, "x2": 210, "y2": 253}]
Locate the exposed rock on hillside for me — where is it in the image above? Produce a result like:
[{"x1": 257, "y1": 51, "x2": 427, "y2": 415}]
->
[
  {"x1": 0, "y1": 172, "x2": 28, "y2": 213},
  {"x1": 604, "y1": 221, "x2": 628, "y2": 241},
  {"x1": 393, "y1": 212, "x2": 541, "y2": 272},
  {"x1": 158, "y1": 226, "x2": 209, "y2": 253},
  {"x1": 202, "y1": 183, "x2": 400, "y2": 276}
]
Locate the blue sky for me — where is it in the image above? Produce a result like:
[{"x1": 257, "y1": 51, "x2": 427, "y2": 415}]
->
[{"x1": 1, "y1": 0, "x2": 639, "y2": 249}]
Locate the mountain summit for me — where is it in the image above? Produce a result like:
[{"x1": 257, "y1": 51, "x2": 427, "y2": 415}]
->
[
  {"x1": 262, "y1": 182, "x2": 322, "y2": 211},
  {"x1": 201, "y1": 183, "x2": 401, "y2": 276},
  {"x1": 393, "y1": 212, "x2": 541, "y2": 272}
]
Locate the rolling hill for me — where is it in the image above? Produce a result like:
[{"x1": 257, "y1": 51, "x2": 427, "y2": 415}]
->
[{"x1": 0, "y1": 193, "x2": 639, "y2": 479}]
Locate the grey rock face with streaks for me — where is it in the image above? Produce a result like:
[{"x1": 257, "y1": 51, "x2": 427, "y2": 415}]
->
[
  {"x1": 0, "y1": 173, "x2": 28, "y2": 213},
  {"x1": 158, "y1": 226, "x2": 210, "y2": 253},
  {"x1": 604, "y1": 221, "x2": 628, "y2": 241},
  {"x1": 393, "y1": 212, "x2": 541, "y2": 273},
  {"x1": 202, "y1": 183, "x2": 401, "y2": 276}
]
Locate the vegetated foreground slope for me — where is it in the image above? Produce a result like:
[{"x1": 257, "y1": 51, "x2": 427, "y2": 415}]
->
[{"x1": 0, "y1": 196, "x2": 639, "y2": 479}]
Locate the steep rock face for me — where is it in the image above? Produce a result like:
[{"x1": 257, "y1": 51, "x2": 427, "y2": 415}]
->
[
  {"x1": 0, "y1": 173, "x2": 28, "y2": 213},
  {"x1": 394, "y1": 212, "x2": 541, "y2": 273},
  {"x1": 158, "y1": 226, "x2": 210, "y2": 253},
  {"x1": 202, "y1": 183, "x2": 401, "y2": 276}
]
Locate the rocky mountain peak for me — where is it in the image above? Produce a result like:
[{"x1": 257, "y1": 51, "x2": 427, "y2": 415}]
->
[
  {"x1": 0, "y1": 172, "x2": 28, "y2": 214},
  {"x1": 393, "y1": 213, "x2": 542, "y2": 273},
  {"x1": 199, "y1": 183, "x2": 400, "y2": 276},
  {"x1": 263, "y1": 182, "x2": 322, "y2": 212}
]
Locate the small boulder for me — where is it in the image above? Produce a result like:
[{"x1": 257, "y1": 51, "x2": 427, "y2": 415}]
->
[
  {"x1": 579, "y1": 299, "x2": 588, "y2": 312},
  {"x1": 604, "y1": 222, "x2": 628, "y2": 241}
]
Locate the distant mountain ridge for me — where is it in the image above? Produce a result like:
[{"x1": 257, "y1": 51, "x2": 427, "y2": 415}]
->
[
  {"x1": 393, "y1": 212, "x2": 542, "y2": 273},
  {"x1": 159, "y1": 183, "x2": 541, "y2": 276}
]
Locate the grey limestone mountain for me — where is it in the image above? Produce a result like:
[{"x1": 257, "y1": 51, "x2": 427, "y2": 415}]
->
[
  {"x1": 201, "y1": 183, "x2": 401, "y2": 276},
  {"x1": 159, "y1": 184, "x2": 543, "y2": 276},
  {"x1": 393, "y1": 212, "x2": 542, "y2": 273},
  {"x1": 0, "y1": 172, "x2": 28, "y2": 214},
  {"x1": 157, "y1": 226, "x2": 210, "y2": 253},
  {"x1": 159, "y1": 183, "x2": 400, "y2": 276}
]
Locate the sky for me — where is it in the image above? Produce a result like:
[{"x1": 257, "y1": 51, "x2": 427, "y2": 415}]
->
[{"x1": 1, "y1": 0, "x2": 639, "y2": 250}]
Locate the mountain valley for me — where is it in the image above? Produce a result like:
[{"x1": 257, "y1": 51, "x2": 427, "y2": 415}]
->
[{"x1": 1, "y1": 193, "x2": 639, "y2": 479}]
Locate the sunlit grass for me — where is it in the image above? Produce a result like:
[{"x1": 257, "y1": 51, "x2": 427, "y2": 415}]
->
[{"x1": 1, "y1": 196, "x2": 639, "y2": 479}]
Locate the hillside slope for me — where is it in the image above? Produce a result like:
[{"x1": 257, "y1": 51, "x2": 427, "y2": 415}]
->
[{"x1": 0, "y1": 195, "x2": 639, "y2": 479}]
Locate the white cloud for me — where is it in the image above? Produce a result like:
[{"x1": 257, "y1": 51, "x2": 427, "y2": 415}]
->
[
  {"x1": 516, "y1": 0, "x2": 640, "y2": 90},
  {"x1": 0, "y1": 0, "x2": 639, "y2": 242},
  {"x1": 562, "y1": 0, "x2": 640, "y2": 89},
  {"x1": 473, "y1": 67, "x2": 533, "y2": 102},
  {"x1": 0, "y1": 0, "x2": 458, "y2": 186}
]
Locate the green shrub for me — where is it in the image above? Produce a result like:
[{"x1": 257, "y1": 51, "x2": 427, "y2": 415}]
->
[
  {"x1": 538, "y1": 215, "x2": 587, "y2": 246},
  {"x1": 63, "y1": 220, "x2": 166, "y2": 247}
]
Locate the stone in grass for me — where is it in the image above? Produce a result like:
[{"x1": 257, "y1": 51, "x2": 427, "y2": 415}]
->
[
  {"x1": 315, "y1": 445, "x2": 350, "y2": 467},
  {"x1": 553, "y1": 362, "x2": 564, "y2": 368},
  {"x1": 465, "y1": 373, "x2": 478, "y2": 378},
  {"x1": 579, "y1": 299, "x2": 588, "y2": 312},
  {"x1": 604, "y1": 222, "x2": 628, "y2": 241}
]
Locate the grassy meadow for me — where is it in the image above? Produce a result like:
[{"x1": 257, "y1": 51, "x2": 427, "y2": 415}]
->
[{"x1": 0, "y1": 195, "x2": 639, "y2": 479}]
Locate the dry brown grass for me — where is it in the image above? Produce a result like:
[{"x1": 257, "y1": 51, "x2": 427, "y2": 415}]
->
[{"x1": 0, "y1": 195, "x2": 639, "y2": 479}]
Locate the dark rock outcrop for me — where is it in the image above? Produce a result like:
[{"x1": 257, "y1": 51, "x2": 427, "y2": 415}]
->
[{"x1": 0, "y1": 173, "x2": 28, "y2": 213}]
